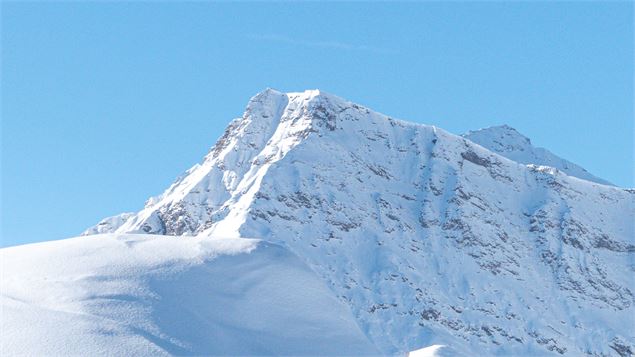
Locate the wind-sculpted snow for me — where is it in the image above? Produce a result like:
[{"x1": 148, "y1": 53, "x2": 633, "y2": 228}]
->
[
  {"x1": 1, "y1": 234, "x2": 380, "y2": 356},
  {"x1": 82, "y1": 89, "x2": 635, "y2": 356}
]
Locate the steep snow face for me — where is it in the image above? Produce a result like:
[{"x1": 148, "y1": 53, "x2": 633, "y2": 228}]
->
[
  {"x1": 84, "y1": 89, "x2": 635, "y2": 356},
  {"x1": 1, "y1": 234, "x2": 380, "y2": 356},
  {"x1": 462, "y1": 125, "x2": 612, "y2": 185}
]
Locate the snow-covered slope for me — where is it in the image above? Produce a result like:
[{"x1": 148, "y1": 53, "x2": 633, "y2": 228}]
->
[
  {"x1": 1, "y1": 234, "x2": 380, "y2": 356},
  {"x1": 462, "y1": 125, "x2": 612, "y2": 185},
  {"x1": 71, "y1": 89, "x2": 634, "y2": 356}
]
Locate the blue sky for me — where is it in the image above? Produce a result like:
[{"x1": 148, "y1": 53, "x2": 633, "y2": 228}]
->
[{"x1": 2, "y1": 2, "x2": 633, "y2": 247}]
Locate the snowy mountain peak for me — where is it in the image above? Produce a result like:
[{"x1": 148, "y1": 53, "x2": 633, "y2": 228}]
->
[
  {"x1": 238, "y1": 88, "x2": 345, "y2": 140},
  {"x1": 244, "y1": 87, "x2": 288, "y2": 117},
  {"x1": 464, "y1": 124, "x2": 532, "y2": 148},
  {"x1": 79, "y1": 89, "x2": 633, "y2": 356}
]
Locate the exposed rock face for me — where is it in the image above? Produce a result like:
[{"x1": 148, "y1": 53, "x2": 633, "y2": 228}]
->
[{"x1": 84, "y1": 89, "x2": 635, "y2": 356}]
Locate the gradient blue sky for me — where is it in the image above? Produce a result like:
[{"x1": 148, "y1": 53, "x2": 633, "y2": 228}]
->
[{"x1": 2, "y1": 2, "x2": 633, "y2": 247}]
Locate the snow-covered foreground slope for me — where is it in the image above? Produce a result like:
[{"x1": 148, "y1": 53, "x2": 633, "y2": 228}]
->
[
  {"x1": 71, "y1": 89, "x2": 634, "y2": 355},
  {"x1": 1, "y1": 234, "x2": 380, "y2": 356}
]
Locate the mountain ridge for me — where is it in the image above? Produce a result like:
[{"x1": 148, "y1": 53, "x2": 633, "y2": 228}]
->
[
  {"x1": 462, "y1": 124, "x2": 612, "y2": 186},
  {"x1": 83, "y1": 89, "x2": 620, "y2": 238}
]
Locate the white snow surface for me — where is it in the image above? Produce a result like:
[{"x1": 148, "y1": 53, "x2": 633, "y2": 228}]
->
[
  {"x1": 407, "y1": 345, "x2": 446, "y2": 357},
  {"x1": 1, "y1": 234, "x2": 380, "y2": 356},
  {"x1": 40, "y1": 89, "x2": 635, "y2": 355}
]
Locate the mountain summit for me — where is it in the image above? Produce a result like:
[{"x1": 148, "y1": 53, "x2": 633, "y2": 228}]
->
[{"x1": 13, "y1": 89, "x2": 634, "y2": 356}]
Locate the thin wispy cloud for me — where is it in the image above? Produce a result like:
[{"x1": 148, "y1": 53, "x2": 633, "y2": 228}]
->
[{"x1": 246, "y1": 34, "x2": 397, "y2": 55}]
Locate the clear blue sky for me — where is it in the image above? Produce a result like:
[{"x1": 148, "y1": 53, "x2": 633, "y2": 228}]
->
[{"x1": 2, "y1": 2, "x2": 633, "y2": 247}]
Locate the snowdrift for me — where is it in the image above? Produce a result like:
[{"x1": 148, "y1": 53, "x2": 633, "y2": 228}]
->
[{"x1": 1, "y1": 234, "x2": 380, "y2": 356}]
